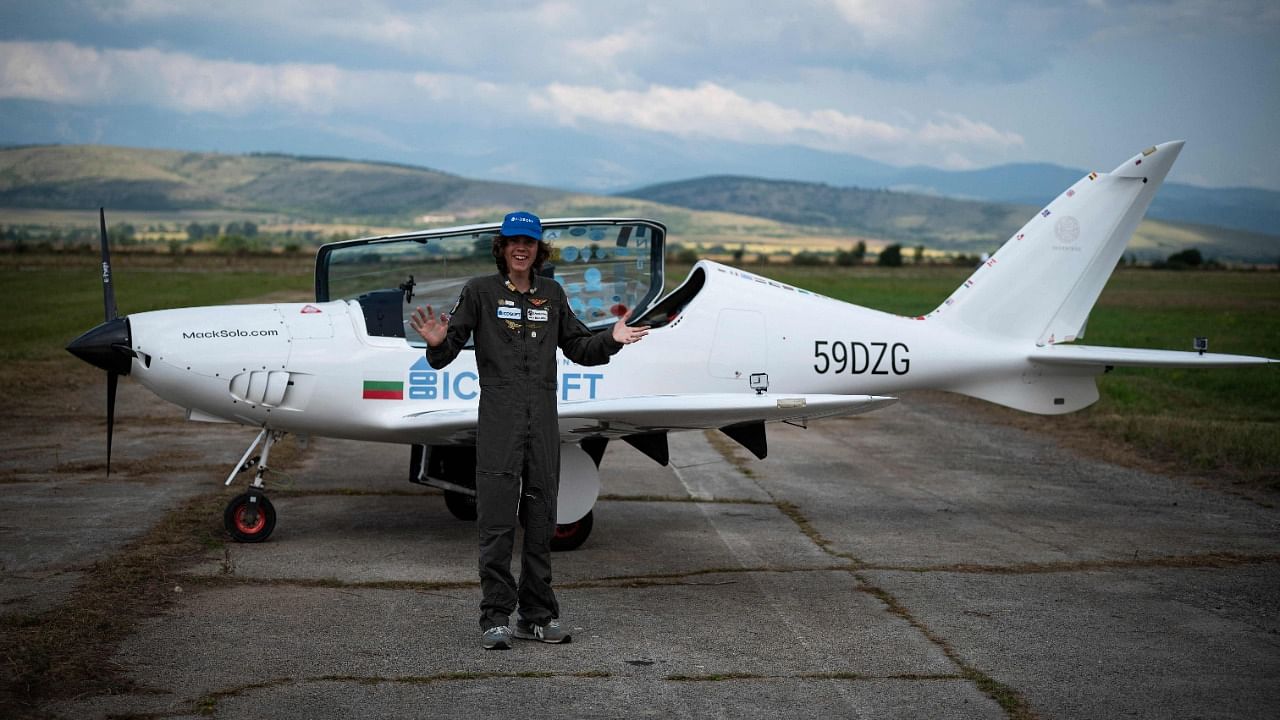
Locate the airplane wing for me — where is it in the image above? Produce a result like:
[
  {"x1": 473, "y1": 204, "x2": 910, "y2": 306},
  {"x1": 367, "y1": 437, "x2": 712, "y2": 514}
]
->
[
  {"x1": 402, "y1": 393, "x2": 897, "y2": 444},
  {"x1": 1030, "y1": 344, "x2": 1276, "y2": 368},
  {"x1": 555, "y1": 393, "x2": 897, "y2": 436}
]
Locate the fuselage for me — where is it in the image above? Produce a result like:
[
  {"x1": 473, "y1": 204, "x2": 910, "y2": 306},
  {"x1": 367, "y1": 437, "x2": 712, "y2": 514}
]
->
[{"x1": 125, "y1": 260, "x2": 1031, "y2": 444}]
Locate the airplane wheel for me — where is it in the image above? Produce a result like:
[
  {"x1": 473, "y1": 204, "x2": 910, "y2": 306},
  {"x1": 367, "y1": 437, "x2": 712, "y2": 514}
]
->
[
  {"x1": 444, "y1": 490, "x2": 477, "y2": 521},
  {"x1": 224, "y1": 492, "x2": 276, "y2": 543},
  {"x1": 550, "y1": 510, "x2": 593, "y2": 552}
]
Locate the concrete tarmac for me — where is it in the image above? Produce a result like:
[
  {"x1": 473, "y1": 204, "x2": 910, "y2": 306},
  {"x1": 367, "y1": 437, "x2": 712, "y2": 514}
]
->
[{"x1": 4, "y1": 384, "x2": 1279, "y2": 719}]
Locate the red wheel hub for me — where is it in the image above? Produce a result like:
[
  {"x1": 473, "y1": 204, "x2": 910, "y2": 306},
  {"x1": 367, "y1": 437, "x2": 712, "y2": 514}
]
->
[{"x1": 234, "y1": 504, "x2": 267, "y2": 534}]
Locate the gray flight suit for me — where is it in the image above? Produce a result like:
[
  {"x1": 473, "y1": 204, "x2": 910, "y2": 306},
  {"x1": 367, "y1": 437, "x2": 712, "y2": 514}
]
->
[{"x1": 427, "y1": 273, "x2": 622, "y2": 631}]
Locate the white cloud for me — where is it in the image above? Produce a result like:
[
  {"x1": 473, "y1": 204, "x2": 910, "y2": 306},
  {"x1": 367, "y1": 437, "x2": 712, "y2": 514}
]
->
[
  {"x1": 531, "y1": 81, "x2": 1022, "y2": 165},
  {"x1": 828, "y1": 0, "x2": 942, "y2": 47},
  {"x1": 0, "y1": 41, "x2": 459, "y2": 117},
  {"x1": 0, "y1": 40, "x2": 1026, "y2": 166},
  {"x1": 919, "y1": 112, "x2": 1024, "y2": 148}
]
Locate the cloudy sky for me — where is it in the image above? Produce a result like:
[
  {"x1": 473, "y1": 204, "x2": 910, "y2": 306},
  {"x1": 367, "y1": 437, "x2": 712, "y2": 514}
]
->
[{"x1": 1, "y1": 0, "x2": 1277, "y2": 191}]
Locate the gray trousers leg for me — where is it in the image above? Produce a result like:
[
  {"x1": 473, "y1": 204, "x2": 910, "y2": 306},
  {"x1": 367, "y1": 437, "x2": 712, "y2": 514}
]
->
[
  {"x1": 474, "y1": 390, "x2": 561, "y2": 631},
  {"x1": 476, "y1": 469, "x2": 520, "y2": 631}
]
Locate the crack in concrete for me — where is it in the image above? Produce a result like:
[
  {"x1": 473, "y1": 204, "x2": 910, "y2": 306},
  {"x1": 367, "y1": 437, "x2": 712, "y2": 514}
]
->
[
  {"x1": 854, "y1": 576, "x2": 1037, "y2": 720},
  {"x1": 701, "y1": 428, "x2": 1039, "y2": 720},
  {"x1": 178, "y1": 551, "x2": 1280, "y2": 597},
  {"x1": 667, "y1": 671, "x2": 965, "y2": 682},
  {"x1": 156, "y1": 672, "x2": 612, "y2": 718},
  {"x1": 111, "y1": 670, "x2": 974, "y2": 718},
  {"x1": 860, "y1": 552, "x2": 1280, "y2": 576}
]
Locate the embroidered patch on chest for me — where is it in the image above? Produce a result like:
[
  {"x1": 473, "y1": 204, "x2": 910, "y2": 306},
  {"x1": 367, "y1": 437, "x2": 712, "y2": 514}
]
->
[
  {"x1": 504, "y1": 319, "x2": 523, "y2": 330},
  {"x1": 529, "y1": 297, "x2": 549, "y2": 307},
  {"x1": 526, "y1": 308, "x2": 549, "y2": 322},
  {"x1": 497, "y1": 306, "x2": 521, "y2": 320}
]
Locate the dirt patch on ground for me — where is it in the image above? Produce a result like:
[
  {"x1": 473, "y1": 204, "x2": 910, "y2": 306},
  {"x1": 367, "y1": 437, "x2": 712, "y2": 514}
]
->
[{"x1": 0, "y1": 374, "x2": 310, "y2": 718}]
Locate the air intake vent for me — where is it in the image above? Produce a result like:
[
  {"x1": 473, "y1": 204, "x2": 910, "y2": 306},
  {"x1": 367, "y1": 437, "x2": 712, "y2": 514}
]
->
[{"x1": 229, "y1": 370, "x2": 291, "y2": 407}]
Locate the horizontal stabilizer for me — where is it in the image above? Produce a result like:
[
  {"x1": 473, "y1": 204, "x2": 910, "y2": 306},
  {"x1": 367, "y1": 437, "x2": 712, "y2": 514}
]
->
[{"x1": 1030, "y1": 345, "x2": 1276, "y2": 369}]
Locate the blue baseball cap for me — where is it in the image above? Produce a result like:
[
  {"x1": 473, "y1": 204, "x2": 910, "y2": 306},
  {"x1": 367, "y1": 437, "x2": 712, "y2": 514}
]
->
[{"x1": 501, "y1": 211, "x2": 542, "y2": 240}]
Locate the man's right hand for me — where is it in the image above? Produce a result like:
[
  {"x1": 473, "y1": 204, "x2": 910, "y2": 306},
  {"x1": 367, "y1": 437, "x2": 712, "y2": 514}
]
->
[{"x1": 410, "y1": 305, "x2": 448, "y2": 347}]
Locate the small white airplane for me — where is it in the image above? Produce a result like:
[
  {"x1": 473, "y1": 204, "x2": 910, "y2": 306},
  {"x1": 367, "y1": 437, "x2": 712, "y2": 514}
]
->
[{"x1": 67, "y1": 141, "x2": 1274, "y2": 549}]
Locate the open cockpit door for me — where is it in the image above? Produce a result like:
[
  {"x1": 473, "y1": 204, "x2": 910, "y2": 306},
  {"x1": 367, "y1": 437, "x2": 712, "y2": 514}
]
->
[{"x1": 315, "y1": 218, "x2": 667, "y2": 345}]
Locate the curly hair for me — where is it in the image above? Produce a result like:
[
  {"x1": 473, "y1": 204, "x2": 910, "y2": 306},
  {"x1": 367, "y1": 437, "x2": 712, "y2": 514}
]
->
[{"x1": 492, "y1": 233, "x2": 551, "y2": 275}]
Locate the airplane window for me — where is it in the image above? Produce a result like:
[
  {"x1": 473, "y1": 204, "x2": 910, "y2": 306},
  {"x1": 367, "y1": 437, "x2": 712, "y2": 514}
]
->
[
  {"x1": 316, "y1": 221, "x2": 664, "y2": 346},
  {"x1": 549, "y1": 224, "x2": 653, "y2": 326}
]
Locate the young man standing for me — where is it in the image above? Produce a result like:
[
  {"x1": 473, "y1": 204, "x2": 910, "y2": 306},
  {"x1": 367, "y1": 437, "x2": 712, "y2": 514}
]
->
[{"x1": 410, "y1": 211, "x2": 648, "y2": 649}]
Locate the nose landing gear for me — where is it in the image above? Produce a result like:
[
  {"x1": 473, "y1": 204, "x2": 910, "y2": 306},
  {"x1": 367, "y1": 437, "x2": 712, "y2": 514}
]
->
[{"x1": 223, "y1": 428, "x2": 285, "y2": 543}]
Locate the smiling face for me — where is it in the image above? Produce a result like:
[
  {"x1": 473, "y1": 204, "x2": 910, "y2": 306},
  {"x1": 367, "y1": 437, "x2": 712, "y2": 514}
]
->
[{"x1": 502, "y1": 235, "x2": 539, "y2": 277}]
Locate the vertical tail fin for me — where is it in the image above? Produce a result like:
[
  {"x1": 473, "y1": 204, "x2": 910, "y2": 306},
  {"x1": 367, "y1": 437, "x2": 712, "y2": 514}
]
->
[{"x1": 928, "y1": 141, "x2": 1184, "y2": 345}]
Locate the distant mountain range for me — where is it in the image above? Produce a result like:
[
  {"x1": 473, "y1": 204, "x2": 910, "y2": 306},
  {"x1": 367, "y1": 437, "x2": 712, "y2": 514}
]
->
[
  {"x1": 0, "y1": 144, "x2": 569, "y2": 221},
  {"x1": 619, "y1": 175, "x2": 1031, "y2": 249},
  {"x1": 601, "y1": 140, "x2": 1280, "y2": 238},
  {"x1": 1, "y1": 144, "x2": 1276, "y2": 262},
  {"x1": 835, "y1": 161, "x2": 1280, "y2": 238}
]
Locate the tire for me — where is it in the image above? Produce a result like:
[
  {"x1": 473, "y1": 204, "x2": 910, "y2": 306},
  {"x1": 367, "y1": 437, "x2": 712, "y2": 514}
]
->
[
  {"x1": 444, "y1": 489, "x2": 478, "y2": 521},
  {"x1": 224, "y1": 491, "x2": 276, "y2": 543},
  {"x1": 550, "y1": 510, "x2": 593, "y2": 552}
]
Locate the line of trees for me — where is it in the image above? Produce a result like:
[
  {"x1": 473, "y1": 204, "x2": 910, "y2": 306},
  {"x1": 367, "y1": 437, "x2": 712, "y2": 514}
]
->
[
  {"x1": 0, "y1": 223, "x2": 357, "y2": 256},
  {"x1": 662, "y1": 242, "x2": 1243, "y2": 270}
]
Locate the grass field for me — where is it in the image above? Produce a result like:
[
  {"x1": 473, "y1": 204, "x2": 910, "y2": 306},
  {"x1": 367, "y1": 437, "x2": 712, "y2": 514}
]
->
[{"x1": 6, "y1": 253, "x2": 1277, "y2": 490}]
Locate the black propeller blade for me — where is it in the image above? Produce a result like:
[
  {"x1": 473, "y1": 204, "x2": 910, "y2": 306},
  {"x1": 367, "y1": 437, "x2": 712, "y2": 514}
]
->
[
  {"x1": 101, "y1": 208, "x2": 117, "y2": 474},
  {"x1": 106, "y1": 371, "x2": 118, "y2": 473},
  {"x1": 100, "y1": 208, "x2": 118, "y2": 323},
  {"x1": 66, "y1": 208, "x2": 132, "y2": 475}
]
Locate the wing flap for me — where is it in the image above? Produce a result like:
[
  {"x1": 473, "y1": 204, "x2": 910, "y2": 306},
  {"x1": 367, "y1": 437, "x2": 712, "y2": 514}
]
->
[{"x1": 1031, "y1": 344, "x2": 1276, "y2": 369}]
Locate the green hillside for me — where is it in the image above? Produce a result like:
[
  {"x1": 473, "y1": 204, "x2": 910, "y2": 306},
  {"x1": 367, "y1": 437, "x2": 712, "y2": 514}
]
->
[
  {"x1": 622, "y1": 175, "x2": 1025, "y2": 247},
  {"x1": 0, "y1": 145, "x2": 569, "y2": 222}
]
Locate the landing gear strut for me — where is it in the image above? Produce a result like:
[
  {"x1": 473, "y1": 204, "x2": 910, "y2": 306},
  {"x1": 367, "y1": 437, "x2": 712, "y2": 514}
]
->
[{"x1": 223, "y1": 428, "x2": 285, "y2": 543}]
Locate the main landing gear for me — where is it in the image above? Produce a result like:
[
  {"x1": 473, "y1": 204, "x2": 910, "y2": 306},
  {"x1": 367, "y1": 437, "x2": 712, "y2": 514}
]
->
[
  {"x1": 410, "y1": 444, "x2": 597, "y2": 552},
  {"x1": 223, "y1": 428, "x2": 284, "y2": 543}
]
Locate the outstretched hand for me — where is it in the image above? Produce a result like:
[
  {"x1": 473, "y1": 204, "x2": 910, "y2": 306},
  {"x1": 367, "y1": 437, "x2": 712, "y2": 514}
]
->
[
  {"x1": 612, "y1": 311, "x2": 649, "y2": 346},
  {"x1": 410, "y1": 305, "x2": 448, "y2": 347}
]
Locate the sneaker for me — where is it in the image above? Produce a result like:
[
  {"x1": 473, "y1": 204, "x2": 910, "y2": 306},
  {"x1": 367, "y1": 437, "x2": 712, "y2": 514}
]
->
[
  {"x1": 481, "y1": 625, "x2": 512, "y2": 650},
  {"x1": 512, "y1": 618, "x2": 572, "y2": 644}
]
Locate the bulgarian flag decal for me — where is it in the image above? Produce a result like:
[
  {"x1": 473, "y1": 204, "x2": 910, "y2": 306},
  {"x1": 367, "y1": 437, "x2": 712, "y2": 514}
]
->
[{"x1": 363, "y1": 379, "x2": 404, "y2": 400}]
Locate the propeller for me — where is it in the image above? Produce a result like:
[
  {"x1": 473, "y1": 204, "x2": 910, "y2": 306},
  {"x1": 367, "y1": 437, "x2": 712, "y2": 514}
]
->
[
  {"x1": 66, "y1": 208, "x2": 133, "y2": 475},
  {"x1": 100, "y1": 208, "x2": 118, "y2": 323}
]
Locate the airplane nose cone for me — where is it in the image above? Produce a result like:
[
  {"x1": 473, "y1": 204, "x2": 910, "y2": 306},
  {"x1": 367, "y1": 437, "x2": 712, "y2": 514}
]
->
[{"x1": 67, "y1": 317, "x2": 133, "y2": 375}]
